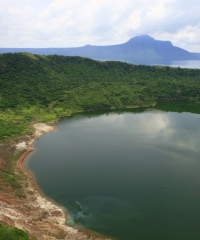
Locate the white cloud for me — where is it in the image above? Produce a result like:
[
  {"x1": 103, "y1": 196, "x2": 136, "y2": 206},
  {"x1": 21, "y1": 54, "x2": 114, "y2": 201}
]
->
[
  {"x1": 113, "y1": 11, "x2": 141, "y2": 41},
  {"x1": 152, "y1": 23, "x2": 200, "y2": 52},
  {"x1": 146, "y1": 4, "x2": 168, "y2": 20},
  {"x1": 0, "y1": 0, "x2": 200, "y2": 51},
  {"x1": 175, "y1": 26, "x2": 198, "y2": 42}
]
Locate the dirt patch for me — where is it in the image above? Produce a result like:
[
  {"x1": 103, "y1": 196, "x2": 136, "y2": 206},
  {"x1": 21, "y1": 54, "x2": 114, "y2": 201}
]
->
[{"x1": 33, "y1": 123, "x2": 55, "y2": 138}]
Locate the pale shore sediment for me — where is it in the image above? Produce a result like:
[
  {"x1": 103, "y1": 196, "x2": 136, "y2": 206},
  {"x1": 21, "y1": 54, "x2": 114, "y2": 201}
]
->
[{"x1": 0, "y1": 122, "x2": 111, "y2": 240}]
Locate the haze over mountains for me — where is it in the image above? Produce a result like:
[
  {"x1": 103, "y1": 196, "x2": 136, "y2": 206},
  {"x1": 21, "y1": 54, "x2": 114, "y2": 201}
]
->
[{"x1": 0, "y1": 35, "x2": 199, "y2": 64}]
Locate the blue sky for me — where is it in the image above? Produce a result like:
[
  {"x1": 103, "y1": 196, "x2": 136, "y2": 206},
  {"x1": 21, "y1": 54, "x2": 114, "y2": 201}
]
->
[{"x1": 0, "y1": 0, "x2": 200, "y2": 52}]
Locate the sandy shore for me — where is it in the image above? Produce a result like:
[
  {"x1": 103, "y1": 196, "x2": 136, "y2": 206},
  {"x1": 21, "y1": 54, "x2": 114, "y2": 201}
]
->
[{"x1": 0, "y1": 123, "x2": 111, "y2": 240}]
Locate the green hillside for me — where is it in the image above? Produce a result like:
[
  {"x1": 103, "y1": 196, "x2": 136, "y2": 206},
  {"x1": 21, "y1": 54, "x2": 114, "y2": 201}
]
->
[
  {"x1": 0, "y1": 223, "x2": 29, "y2": 240},
  {"x1": 0, "y1": 52, "x2": 200, "y2": 140}
]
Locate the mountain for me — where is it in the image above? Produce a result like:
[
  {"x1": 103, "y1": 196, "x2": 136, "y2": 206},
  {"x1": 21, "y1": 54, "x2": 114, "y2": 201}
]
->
[
  {"x1": 191, "y1": 52, "x2": 200, "y2": 59},
  {"x1": 0, "y1": 35, "x2": 199, "y2": 63}
]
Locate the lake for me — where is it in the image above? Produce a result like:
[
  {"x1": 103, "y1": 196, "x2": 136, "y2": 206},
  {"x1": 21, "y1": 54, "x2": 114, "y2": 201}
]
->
[
  {"x1": 98, "y1": 59, "x2": 200, "y2": 69},
  {"x1": 24, "y1": 108, "x2": 200, "y2": 240}
]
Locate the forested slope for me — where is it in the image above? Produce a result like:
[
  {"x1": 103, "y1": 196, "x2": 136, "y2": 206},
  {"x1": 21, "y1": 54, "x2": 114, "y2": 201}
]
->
[
  {"x1": 0, "y1": 223, "x2": 29, "y2": 240},
  {"x1": 0, "y1": 53, "x2": 200, "y2": 140}
]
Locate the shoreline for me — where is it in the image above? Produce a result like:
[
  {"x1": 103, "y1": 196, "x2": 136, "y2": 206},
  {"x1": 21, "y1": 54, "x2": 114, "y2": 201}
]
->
[
  {"x1": 1, "y1": 106, "x2": 156, "y2": 239},
  {"x1": 14, "y1": 122, "x2": 112, "y2": 240},
  {"x1": 15, "y1": 108, "x2": 149, "y2": 239}
]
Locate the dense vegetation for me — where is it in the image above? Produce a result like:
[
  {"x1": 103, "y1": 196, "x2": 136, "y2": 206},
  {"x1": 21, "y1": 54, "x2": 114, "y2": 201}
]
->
[
  {"x1": 0, "y1": 223, "x2": 29, "y2": 240},
  {"x1": 0, "y1": 52, "x2": 200, "y2": 239},
  {"x1": 0, "y1": 52, "x2": 200, "y2": 140}
]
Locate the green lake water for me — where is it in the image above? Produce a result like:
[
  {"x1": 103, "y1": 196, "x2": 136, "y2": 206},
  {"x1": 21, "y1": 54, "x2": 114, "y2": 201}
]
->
[{"x1": 24, "y1": 108, "x2": 200, "y2": 240}]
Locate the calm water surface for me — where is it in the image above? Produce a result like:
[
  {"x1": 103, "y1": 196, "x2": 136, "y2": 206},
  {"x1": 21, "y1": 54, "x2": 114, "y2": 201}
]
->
[
  {"x1": 25, "y1": 109, "x2": 200, "y2": 240},
  {"x1": 99, "y1": 59, "x2": 200, "y2": 69}
]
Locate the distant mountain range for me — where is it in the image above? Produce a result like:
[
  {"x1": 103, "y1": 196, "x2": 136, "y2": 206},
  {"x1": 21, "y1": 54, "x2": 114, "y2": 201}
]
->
[{"x1": 0, "y1": 35, "x2": 199, "y2": 64}]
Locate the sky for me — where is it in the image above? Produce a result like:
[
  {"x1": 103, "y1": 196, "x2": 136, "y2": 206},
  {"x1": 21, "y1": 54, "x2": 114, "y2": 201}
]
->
[{"x1": 0, "y1": 0, "x2": 200, "y2": 52}]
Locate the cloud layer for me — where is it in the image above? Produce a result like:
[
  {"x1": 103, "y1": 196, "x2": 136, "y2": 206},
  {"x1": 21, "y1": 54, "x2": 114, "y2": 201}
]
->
[{"x1": 0, "y1": 0, "x2": 200, "y2": 51}]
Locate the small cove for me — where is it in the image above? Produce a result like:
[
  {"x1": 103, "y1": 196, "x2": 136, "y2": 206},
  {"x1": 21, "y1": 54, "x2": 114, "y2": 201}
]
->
[{"x1": 24, "y1": 108, "x2": 200, "y2": 240}]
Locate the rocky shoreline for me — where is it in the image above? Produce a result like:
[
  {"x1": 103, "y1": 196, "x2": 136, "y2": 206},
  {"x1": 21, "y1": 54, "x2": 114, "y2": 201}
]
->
[{"x1": 0, "y1": 123, "x2": 111, "y2": 240}]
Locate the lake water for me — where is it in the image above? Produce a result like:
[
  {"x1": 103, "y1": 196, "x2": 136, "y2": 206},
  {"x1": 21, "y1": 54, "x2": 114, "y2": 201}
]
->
[
  {"x1": 24, "y1": 109, "x2": 200, "y2": 240},
  {"x1": 98, "y1": 59, "x2": 200, "y2": 69}
]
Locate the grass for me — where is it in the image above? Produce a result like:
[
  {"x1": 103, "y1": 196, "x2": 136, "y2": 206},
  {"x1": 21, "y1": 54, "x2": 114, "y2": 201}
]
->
[{"x1": 0, "y1": 223, "x2": 29, "y2": 240}]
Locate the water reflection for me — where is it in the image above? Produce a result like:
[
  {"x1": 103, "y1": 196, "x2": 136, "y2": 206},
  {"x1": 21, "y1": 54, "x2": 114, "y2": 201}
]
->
[
  {"x1": 26, "y1": 109, "x2": 200, "y2": 240},
  {"x1": 88, "y1": 110, "x2": 200, "y2": 154}
]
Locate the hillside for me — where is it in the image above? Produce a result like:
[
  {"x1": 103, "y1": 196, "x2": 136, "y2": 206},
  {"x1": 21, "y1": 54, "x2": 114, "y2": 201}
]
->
[
  {"x1": 0, "y1": 52, "x2": 200, "y2": 239},
  {"x1": 0, "y1": 53, "x2": 200, "y2": 140},
  {"x1": 192, "y1": 52, "x2": 200, "y2": 59},
  {"x1": 0, "y1": 35, "x2": 198, "y2": 63}
]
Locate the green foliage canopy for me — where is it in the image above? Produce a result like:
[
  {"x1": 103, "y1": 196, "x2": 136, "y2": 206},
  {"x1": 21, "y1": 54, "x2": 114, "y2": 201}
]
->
[
  {"x1": 0, "y1": 53, "x2": 200, "y2": 140},
  {"x1": 0, "y1": 223, "x2": 29, "y2": 240}
]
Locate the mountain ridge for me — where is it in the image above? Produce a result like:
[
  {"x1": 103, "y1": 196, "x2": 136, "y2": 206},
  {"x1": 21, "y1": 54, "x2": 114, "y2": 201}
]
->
[{"x1": 0, "y1": 35, "x2": 199, "y2": 63}]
